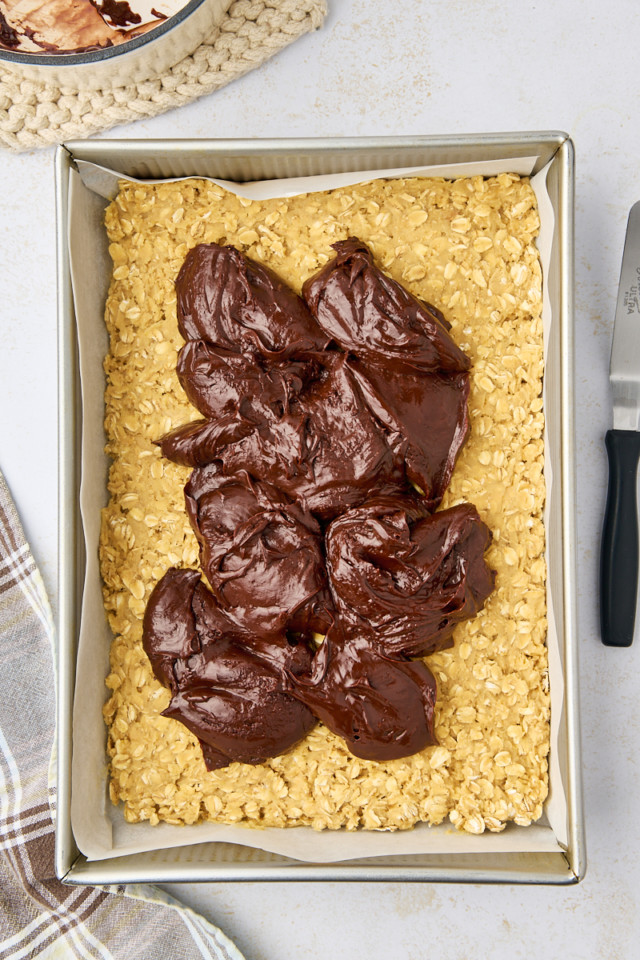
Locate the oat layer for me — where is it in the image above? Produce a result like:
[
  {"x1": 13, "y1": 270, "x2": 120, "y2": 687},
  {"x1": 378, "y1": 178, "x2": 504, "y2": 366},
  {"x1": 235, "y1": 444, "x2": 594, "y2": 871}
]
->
[{"x1": 101, "y1": 175, "x2": 549, "y2": 834}]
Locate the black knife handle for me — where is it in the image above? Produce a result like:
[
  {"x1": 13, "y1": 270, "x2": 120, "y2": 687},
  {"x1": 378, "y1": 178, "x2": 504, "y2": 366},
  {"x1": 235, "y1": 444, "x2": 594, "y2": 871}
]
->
[{"x1": 600, "y1": 429, "x2": 640, "y2": 646}]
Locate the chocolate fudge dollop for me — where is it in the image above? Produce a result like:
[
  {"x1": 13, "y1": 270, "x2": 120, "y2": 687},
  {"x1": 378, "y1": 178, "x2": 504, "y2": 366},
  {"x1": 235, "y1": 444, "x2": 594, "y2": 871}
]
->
[
  {"x1": 289, "y1": 627, "x2": 438, "y2": 761},
  {"x1": 184, "y1": 464, "x2": 332, "y2": 637},
  {"x1": 176, "y1": 242, "x2": 329, "y2": 358},
  {"x1": 348, "y1": 357, "x2": 470, "y2": 508},
  {"x1": 207, "y1": 352, "x2": 404, "y2": 521},
  {"x1": 175, "y1": 340, "x2": 313, "y2": 423},
  {"x1": 326, "y1": 496, "x2": 496, "y2": 658},
  {"x1": 302, "y1": 238, "x2": 471, "y2": 506},
  {"x1": 143, "y1": 237, "x2": 495, "y2": 769},
  {"x1": 301, "y1": 238, "x2": 471, "y2": 375},
  {"x1": 143, "y1": 568, "x2": 316, "y2": 771}
]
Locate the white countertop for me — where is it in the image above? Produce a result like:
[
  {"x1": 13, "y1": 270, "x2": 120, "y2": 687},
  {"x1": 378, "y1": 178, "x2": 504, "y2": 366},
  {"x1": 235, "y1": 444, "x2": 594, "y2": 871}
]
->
[{"x1": 2, "y1": 1, "x2": 639, "y2": 957}]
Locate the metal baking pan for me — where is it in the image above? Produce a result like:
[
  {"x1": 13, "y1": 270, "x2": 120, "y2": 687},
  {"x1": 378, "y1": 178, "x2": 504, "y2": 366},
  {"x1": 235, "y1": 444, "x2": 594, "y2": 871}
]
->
[{"x1": 55, "y1": 133, "x2": 583, "y2": 884}]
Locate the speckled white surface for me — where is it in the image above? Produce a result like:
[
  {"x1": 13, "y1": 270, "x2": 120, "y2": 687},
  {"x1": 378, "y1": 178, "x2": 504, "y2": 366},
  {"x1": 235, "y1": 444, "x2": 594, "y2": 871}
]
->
[{"x1": 2, "y1": 1, "x2": 639, "y2": 957}]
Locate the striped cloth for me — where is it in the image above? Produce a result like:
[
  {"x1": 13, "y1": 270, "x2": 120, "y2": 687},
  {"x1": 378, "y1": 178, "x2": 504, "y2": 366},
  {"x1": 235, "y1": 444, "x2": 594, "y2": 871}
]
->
[{"x1": 0, "y1": 470, "x2": 245, "y2": 960}]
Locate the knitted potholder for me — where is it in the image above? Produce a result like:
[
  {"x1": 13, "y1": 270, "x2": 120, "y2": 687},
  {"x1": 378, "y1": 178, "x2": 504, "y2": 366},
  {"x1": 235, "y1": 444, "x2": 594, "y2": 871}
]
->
[{"x1": 0, "y1": 0, "x2": 327, "y2": 152}]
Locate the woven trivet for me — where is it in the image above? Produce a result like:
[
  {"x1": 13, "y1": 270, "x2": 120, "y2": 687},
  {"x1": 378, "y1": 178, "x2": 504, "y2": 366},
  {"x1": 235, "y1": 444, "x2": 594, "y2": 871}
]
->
[{"x1": 0, "y1": 0, "x2": 326, "y2": 152}]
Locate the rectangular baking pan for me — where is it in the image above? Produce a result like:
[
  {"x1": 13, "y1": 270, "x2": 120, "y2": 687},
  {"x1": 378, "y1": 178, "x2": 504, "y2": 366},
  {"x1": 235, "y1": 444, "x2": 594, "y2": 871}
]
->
[{"x1": 55, "y1": 133, "x2": 584, "y2": 884}]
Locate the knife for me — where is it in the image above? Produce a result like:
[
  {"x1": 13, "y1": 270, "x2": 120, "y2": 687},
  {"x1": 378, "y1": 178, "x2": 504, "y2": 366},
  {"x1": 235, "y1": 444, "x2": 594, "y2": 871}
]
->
[{"x1": 600, "y1": 201, "x2": 640, "y2": 646}]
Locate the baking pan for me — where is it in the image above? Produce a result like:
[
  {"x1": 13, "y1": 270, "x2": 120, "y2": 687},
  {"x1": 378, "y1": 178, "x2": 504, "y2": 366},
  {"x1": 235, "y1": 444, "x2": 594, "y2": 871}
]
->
[{"x1": 55, "y1": 134, "x2": 583, "y2": 884}]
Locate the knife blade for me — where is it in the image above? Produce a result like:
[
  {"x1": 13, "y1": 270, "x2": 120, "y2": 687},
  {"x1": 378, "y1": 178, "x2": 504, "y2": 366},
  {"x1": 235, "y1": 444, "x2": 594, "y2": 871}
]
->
[{"x1": 600, "y1": 201, "x2": 640, "y2": 646}]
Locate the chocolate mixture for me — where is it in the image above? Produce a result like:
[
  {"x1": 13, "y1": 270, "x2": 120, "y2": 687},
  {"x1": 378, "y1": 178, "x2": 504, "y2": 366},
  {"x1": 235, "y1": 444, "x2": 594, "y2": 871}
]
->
[
  {"x1": 0, "y1": 0, "x2": 167, "y2": 55},
  {"x1": 143, "y1": 237, "x2": 495, "y2": 769},
  {"x1": 143, "y1": 568, "x2": 317, "y2": 771}
]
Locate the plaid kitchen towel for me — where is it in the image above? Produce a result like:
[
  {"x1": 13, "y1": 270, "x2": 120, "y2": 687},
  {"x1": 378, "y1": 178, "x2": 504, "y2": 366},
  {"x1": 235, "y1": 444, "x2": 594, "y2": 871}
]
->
[{"x1": 0, "y1": 469, "x2": 245, "y2": 960}]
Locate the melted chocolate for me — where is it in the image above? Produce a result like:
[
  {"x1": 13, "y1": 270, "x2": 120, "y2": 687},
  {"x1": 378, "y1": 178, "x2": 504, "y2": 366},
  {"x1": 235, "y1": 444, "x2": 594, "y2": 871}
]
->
[
  {"x1": 96, "y1": 0, "x2": 141, "y2": 27},
  {"x1": 211, "y1": 351, "x2": 404, "y2": 521},
  {"x1": 326, "y1": 497, "x2": 496, "y2": 658},
  {"x1": 302, "y1": 237, "x2": 472, "y2": 507},
  {"x1": 162, "y1": 240, "x2": 472, "y2": 516},
  {"x1": 143, "y1": 568, "x2": 316, "y2": 770},
  {"x1": 184, "y1": 464, "x2": 333, "y2": 637},
  {"x1": 302, "y1": 238, "x2": 471, "y2": 374},
  {"x1": 0, "y1": 0, "x2": 161, "y2": 55},
  {"x1": 349, "y1": 358, "x2": 470, "y2": 508},
  {"x1": 144, "y1": 237, "x2": 495, "y2": 768},
  {"x1": 161, "y1": 350, "x2": 404, "y2": 519},
  {"x1": 175, "y1": 340, "x2": 312, "y2": 423},
  {"x1": 289, "y1": 627, "x2": 438, "y2": 761},
  {"x1": 0, "y1": 10, "x2": 19, "y2": 48},
  {"x1": 158, "y1": 415, "x2": 253, "y2": 468},
  {"x1": 176, "y1": 242, "x2": 329, "y2": 358}
]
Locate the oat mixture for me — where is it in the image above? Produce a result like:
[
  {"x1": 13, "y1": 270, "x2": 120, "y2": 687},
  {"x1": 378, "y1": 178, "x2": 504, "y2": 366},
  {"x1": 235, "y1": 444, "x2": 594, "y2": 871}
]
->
[{"x1": 101, "y1": 174, "x2": 548, "y2": 834}]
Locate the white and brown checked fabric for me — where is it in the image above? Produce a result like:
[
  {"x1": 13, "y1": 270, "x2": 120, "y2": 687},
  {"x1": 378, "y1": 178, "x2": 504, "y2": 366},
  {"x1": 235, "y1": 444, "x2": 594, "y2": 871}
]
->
[{"x1": 0, "y1": 469, "x2": 246, "y2": 960}]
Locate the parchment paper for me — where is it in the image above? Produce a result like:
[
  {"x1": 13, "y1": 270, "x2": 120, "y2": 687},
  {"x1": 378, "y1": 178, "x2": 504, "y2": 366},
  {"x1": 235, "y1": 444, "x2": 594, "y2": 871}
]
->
[{"x1": 68, "y1": 155, "x2": 567, "y2": 863}]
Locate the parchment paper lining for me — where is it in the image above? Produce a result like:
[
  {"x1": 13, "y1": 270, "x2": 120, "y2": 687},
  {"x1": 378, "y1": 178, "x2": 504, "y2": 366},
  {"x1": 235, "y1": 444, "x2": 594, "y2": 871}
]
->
[{"x1": 68, "y1": 155, "x2": 565, "y2": 863}]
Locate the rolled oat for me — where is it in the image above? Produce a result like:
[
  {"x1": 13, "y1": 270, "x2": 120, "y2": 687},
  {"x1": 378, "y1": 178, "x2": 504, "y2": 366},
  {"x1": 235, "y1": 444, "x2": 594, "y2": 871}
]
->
[{"x1": 101, "y1": 174, "x2": 549, "y2": 833}]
